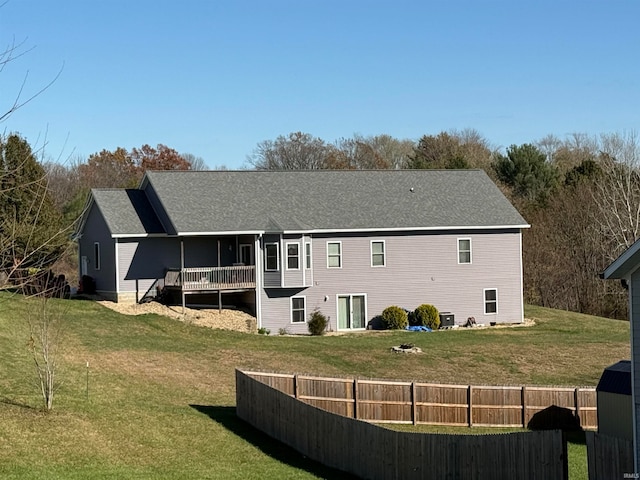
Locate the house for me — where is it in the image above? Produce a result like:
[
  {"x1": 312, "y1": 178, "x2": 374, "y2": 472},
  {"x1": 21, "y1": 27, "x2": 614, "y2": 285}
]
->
[
  {"x1": 596, "y1": 360, "x2": 632, "y2": 441},
  {"x1": 602, "y1": 243, "x2": 640, "y2": 473},
  {"x1": 76, "y1": 169, "x2": 529, "y2": 334}
]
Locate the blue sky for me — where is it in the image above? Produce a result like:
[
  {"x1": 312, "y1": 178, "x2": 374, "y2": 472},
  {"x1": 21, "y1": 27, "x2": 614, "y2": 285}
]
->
[{"x1": 0, "y1": 1, "x2": 638, "y2": 169}]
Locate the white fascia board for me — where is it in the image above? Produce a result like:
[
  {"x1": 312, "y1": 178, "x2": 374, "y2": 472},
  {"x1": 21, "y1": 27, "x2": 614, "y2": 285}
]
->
[
  {"x1": 176, "y1": 230, "x2": 265, "y2": 236},
  {"x1": 111, "y1": 233, "x2": 169, "y2": 239},
  {"x1": 603, "y1": 239, "x2": 640, "y2": 280},
  {"x1": 281, "y1": 224, "x2": 530, "y2": 235}
]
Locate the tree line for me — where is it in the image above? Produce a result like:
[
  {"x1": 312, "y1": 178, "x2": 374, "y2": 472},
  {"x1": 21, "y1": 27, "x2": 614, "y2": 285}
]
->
[
  {"x1": 246, "y1": 129, "x2": 638, "y2": 320},
  {"x1": 2, "y1": 128, "x2": 637, "y2": 320}
]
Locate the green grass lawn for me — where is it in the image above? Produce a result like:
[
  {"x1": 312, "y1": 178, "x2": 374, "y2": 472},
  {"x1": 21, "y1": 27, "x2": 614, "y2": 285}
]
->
[{"x1": 0, "y1": 295, "x2": 630, "y2": 479}]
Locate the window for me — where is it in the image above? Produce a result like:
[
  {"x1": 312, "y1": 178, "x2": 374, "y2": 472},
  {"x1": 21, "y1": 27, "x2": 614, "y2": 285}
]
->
[
  {"x1": 327, "y1": 241, "x2": 342, "y2": 268},
  {"x1": 458, "y1": 238, "x2": 472, "y2": 264},
  {"x1": 291, "y1": 297, "x2": 306, "y2": 323},
  {"x1": 305, "y1": 242, "x2": 312, "y2": 269},
  {"x1": 94, "y1": 242, "x2": 101, "y2": 271},
  {"x1": 286, "y1": 243, "x2": 300, "y2": 270},
  {"x1": 371, "y1": 240, "x2": 385, "y2": 267},
  {"x1": 484, "y1": 289, "x2": 497, "y2": 314},
  {"x1": 265, "y1": 243, "x2": 279, "y2": 271}
]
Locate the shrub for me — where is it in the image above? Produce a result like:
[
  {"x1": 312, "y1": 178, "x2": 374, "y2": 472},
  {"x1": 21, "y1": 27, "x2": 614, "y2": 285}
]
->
[
  {"x1": 257, "y1": 327, "x2": 270, "y2": 335},
  {"x1": 308, "y1": 309, "x2": 328, "y2": 336},
  {"x1": 381, "y1": 305, "x2": 408, "y2": 330},
  {"x1": 414, "y1": 304, "x2": 440, "y2": 330}
]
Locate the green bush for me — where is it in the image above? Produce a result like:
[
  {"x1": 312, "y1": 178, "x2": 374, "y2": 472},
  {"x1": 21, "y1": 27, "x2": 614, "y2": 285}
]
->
[
  {"x1": 381, "y1": 306, "x2": 408, "y2": 330},
  {"x1": 307, "y1": 309, "x2": 328, "y2": 336},
  {"x1": 414, "y1": 304, "x2": 440, "y2": 330}
]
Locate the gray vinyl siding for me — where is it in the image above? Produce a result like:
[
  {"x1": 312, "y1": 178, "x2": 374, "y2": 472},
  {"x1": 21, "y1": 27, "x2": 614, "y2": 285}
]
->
[
  {"x1": 259, "y1": 230, "x2": 524, "y2": 334},
  {"x1": 598, "y1": 392, "x2": 633, "y2": 440},
  {"x1": 79, "y1": 203, "x2": 116, "y2": 295},
  {"x1": 183, "y1": 237, "x2": 236, "y2": 267},
  {"x1": 118, "y1": 238, "x2": 181, "y2": 300}
]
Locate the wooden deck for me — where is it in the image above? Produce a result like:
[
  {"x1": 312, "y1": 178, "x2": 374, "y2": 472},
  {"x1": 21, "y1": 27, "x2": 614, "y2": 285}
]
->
[{"x1": 164, "y1": 266, "x2": 256, "y2": 292}]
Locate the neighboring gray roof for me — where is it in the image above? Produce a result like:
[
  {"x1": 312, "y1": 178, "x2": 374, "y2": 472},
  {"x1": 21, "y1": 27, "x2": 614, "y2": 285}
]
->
[
  {"x1": 603, "y1": 237, "x2": 640, "y2": 280},
  {"x1": 141, "y1": 169, "x2": 528, "y2": 235},
  {"x1": 91, "y1": 189, "x2": 166, "y2": 236},
  {"x1": 597, "y1": 360, "x2": 631, "y2": 395}
]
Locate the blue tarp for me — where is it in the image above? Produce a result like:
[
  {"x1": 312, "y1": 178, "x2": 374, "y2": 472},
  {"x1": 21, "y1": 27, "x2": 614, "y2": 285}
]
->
[{"x1": 406, "y1": 325, "x2": 432, "y2": 332}]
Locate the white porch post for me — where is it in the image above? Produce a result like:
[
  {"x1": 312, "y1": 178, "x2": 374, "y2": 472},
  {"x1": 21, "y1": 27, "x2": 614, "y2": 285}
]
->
[{"x1": 181, "y1": 238, "x2": 185, "y2": 314}]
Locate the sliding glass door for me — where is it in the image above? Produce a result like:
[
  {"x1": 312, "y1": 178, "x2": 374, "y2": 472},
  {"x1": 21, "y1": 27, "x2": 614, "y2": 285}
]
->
[{"x1": 337, "y1": 294, "x2": 366, "y2": 330}]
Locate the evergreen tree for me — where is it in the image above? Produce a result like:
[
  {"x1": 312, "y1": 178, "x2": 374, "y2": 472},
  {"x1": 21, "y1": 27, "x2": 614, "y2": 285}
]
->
[
  {"x1": 493, "y1": 143, "x2": 560, "y2": 205},
  {"x1": 0, "y1": 134, "x2": 67, "y2": 277}
]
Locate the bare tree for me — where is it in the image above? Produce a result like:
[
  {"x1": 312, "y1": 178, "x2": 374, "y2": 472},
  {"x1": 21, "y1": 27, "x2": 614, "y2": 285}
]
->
[
  {"x1": 247, "y1": 132, "x2": 329, "y2": 170},
  {"x1": 27, "y1": 296, "x2": 65, "y2": 411},
  {"x1": 182, "y1": 153, "x2": 209, "y2": 170},
  {"x1": 366, "y1": 134, "x2": 415, "y2": 169},
  {"x1": 0, "y1": 35, "x2": 62, "y2": 124},
  {"x1": 592, "y1": 131, "x2": 640, "y2": 259}
]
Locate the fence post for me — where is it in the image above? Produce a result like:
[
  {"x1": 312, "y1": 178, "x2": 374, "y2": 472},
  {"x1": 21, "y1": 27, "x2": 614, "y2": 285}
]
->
[
  {"x1": 522, "y1": 386, "x2": 527, "y2": 428},
  {"x1": 411, "y1": 382, "x2": 417, "y2": 425},
  {"x1": 574, "y1": 388, "x2": 580, "y2": 424},
  {"x1": 294, "y1": 374, "x2": 298, "y2": 399},
  {"x1": 353, "y1": 378, "x2": 358, "y2": 419},
  {"x1": 468, "y1": 385, "x2": 473, "y2": 427}
]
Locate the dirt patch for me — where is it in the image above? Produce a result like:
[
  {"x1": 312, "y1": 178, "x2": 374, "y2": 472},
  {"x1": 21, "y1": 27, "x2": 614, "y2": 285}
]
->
[{"x1": 96, "y1": 299, "x2": 257, "y2": 334}]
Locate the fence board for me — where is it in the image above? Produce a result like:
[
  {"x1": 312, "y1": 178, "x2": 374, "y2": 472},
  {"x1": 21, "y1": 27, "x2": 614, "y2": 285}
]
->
[
  {"x1": 236, "y1": 369, "x2": 568, "y2": 480},
  {"x1": 243, "y1": 370, "x2": 597, "y2": 429},
  {"x1": 586, "y1": 431, "x2": 634, "y2": 480}
]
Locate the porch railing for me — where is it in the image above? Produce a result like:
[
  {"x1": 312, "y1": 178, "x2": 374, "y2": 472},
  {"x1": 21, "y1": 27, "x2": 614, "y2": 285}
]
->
[{"x1": 164, "y1": 266, "x2": 256, "y2": 291}]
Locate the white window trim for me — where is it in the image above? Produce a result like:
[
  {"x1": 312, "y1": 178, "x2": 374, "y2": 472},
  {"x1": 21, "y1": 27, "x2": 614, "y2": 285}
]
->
[
  {"x1": 94, "y1": 242, "x2": 101, "y2": 271},
  {"x1": 286, "y1": 242, "x2": 300, "y2": 270},
  {"x1": 336, "y1": 293, "x2": 367, "y2": 331},
  {"x1": 290, "y1": 296, "x2": 306, "y2": 324},
  {"x1": 370, "y1": 240, "x2": 386, "y2": 267},
  {"x1": 484, "y1": 288, "x2": 498, "y2": 315},
  {"x1": 264, "y1": 242, "x2": 279, "y2": 272},
  {"x1": 326, "y1": 241, "x2": 342, "y2": 269},
  {"x1": 305, "y1": 242, "x2": 312, "y2": 270},
  {"x1": 458, "y1": 237, "x2": 472, "y2": 264}
]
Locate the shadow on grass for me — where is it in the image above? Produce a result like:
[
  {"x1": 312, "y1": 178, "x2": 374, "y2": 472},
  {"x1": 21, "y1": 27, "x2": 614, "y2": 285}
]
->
[
  {"x1": 190, "y1": 405, "x2": 358, "y2": 480},
  {"x1": 564, "y1": 429, "x2": 587, "y2": 445},
  {"x1": 0, "y1": 396, "x2": 38, "y2": 410}
]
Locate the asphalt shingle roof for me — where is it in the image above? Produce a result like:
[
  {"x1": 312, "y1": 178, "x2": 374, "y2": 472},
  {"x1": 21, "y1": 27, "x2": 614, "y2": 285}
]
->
[
  {"x1": 140, "y1": 169, "x2": 528, "y2": 235},
  {"x1": 597, "y1": 360, "x2": 631, "y2": 395},
  {"x1": 91, "y1": 170, "x2": 528, "y2": 236},
  {"x1": 91, "y1": 189, "x2": 165, "y2": 236}
]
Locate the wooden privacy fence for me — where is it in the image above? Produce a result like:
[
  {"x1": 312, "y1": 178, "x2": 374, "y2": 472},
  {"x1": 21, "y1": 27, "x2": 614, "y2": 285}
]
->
[
  {"x1": 246, "y1": 371, "x2": 597, "y2": 429},
  {"x1": 236, "y1": 369, "x2": 568, "y2": 480},
  {"x1": 586, "y1": 431, "x2": 634, "y2": 480}
]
